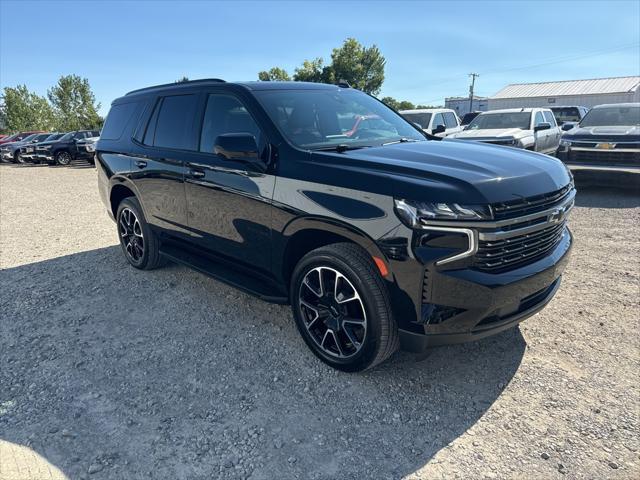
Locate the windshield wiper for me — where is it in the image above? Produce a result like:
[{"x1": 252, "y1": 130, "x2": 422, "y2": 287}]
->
[
  {"x1": 382, "y1": 138, "x2": 422, "y2": 146},
  {"x1": 312, "y1": 144, "x2": 370, "y2": 153}
]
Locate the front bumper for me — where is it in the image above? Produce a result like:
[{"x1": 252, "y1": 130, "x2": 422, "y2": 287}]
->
[{"x1": 398, "y1": 231, "x2": 571, "y2": 352}]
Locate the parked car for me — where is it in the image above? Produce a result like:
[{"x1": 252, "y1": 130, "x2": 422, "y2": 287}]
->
[
  {"x1": 0, "y1": 132, "x2": 51, "y2": 163},
  {"x1": 75, "y1": 135, "x2": 100, "y2": 164},
  {"x1": 550, "y1": 106, "x2": 590, "y2": 130},
  {"x1": 19, "y1": 133, "x2": 64, "y2": 162},
  {"x1": 0, "y1": 130, "x2": 46, "y2": 148},
  {"x1": 556, "y1": 103, "x2": 640, "y2": 173},
  {"x1": 97, "y1": 79, "x2": 573, "y2": 371},
  {"x1": 460, "y1": 111, "x2": 482, "y2": 126},
  {"x1": 450, "y1": 108, "x2": 561, "y2": 154},
  {"x1": 39, "y1": 130, "x2": 101, "y2": 165},
  {"x1": 399, "y1": 108, "x2": 463, "y2": 137}
]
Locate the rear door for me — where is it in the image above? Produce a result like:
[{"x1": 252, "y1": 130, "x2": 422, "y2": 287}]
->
[
  {"x1": 130, "y1": 93, "x2": 200, "y2": 238},
  {"x1": 183, "y1": 90, "x2": 275, "y2": 274}
]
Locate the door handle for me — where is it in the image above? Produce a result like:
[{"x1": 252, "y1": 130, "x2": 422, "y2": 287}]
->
[
  {"x1": 135, "y1": 160, "x2": 147, "y2": 169},
  {"x1": 189, "y1": 168, "x2": 205, "y2": 178}
]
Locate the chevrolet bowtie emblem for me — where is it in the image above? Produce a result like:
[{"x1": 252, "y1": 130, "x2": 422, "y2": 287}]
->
[{"x1": 596, "y1": 142, "x2": 616, "y2": 150}]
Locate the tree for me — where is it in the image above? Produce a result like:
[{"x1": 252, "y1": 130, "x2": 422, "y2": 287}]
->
[
  {"x1": 293, "y1": 58, "x2": 327, "y2": 83},
  {"x1": 1, "y1": 85, "x2": 56, "y2": 132},
  {"x1": 175, "y1": 76, "x2": 190, "y2": 83},
  {"x1": 257, "y1": 38, "x2": 386, "y2": 94},
  {"x1": 48, "y1": 75, "x2": 102, "y2": 131},
  {"x1": 258, "y1": 67, "x2": 291, "y2": 81},
  {"x1": 328, "y1": 38, "x2": 385, "y2": 95}
]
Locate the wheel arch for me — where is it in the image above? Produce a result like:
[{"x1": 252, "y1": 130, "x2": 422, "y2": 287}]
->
[
  {"x1": 279, "y1": 217, "x2": 391, "y2": 287},
  {"x1": 109, "y1": 178, "x2": 143, "y2": 218}
]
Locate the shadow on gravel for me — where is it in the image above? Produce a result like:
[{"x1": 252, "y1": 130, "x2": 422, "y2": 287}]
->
[
  {"x1": 1, "y1": 246, "x2": 526, "y2": 480},
  {"x1": 575, "y1": 183, "x2": 640, "y2": 208}
]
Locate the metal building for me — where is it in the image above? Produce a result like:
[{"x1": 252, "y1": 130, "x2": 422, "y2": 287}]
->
[
  {"x1": 444, "y1": 96, "x2": 489, "y2": 116},
  {"x1": 487, "y1": 76, "x2": 640, "y2": 110}
]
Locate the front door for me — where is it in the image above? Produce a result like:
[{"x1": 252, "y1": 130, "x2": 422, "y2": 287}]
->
[{"x1": 184, "y1": 92, "x2": 275, "y2": 274}]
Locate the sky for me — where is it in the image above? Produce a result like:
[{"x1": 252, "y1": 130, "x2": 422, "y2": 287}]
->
[{"x1": 1, "y1": 0, "x2": 639, "y2": 116}]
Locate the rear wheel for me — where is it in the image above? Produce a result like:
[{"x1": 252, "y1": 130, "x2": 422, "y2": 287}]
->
[
  {"x1": 291, "y1": 243, "x2": 398, "y2": 372},
  {"x1": 55, "y1": 151, "x2": 72, "y2": 166},
  {"x1": 116, "y1": 197, "x2": 165, "y2": 270}
]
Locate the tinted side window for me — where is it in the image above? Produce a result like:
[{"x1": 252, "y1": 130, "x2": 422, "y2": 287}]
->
[
  {"x1": 153, "y1": 94, "x2": 199, "y2": 150},
  {"x1": 433, "y1": 113, "x2": 445, "y2": 127},
  {"x1": 543, "y1": 111, "x2": 557, "y2": 126},
  {"x1": 199, "y1": 94, "x2": 262, "y2": 154},
  {"x1": 443, "y1": 112, "x2": 458, "y2": 128},
  {"x1": 102, "y1": 102, "x2": 140, "y2": 140},
  {"x1": 534, "y1": 112, "x2": 545, "y2": 126}
]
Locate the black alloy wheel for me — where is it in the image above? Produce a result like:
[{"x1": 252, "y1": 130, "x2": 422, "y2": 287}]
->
[{"x1": 56, "y1": 151, "x2": 72, "y2": 166}]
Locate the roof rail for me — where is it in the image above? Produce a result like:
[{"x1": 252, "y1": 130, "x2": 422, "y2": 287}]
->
[{"x1": 125, "y1": 78, "x2": 226, "y2": 96}]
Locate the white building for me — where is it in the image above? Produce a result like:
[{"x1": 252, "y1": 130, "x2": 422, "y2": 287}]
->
[
  {"x1": 445, "y1": 96, "x2": 488, "y2": 116},
  {"x1": 487, "y1": 76, "x2": 640, "y2": 110}
]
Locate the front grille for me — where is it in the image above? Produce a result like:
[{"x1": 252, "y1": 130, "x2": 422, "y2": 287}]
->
[
  {"x1": 491, "y1": 184, "x2": 573, "y2": 221},
  {"x1": 474, "y1": 221, "x2": 567, "y2": 272},
  {"x1": 569, "y1": 150, "x2": 640, "y2": 167}
]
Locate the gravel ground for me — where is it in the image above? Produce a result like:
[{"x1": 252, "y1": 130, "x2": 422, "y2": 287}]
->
[{"x1": 1, "y1": 163, "x2": 639, "y2": 480}]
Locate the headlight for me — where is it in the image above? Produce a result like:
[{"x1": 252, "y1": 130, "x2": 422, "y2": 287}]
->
[
  {"x1": 394, "y1": 199, "x2": 492, "y2": 227},
  {"x1": 86, "y1": 143, "x2": 96, "y2": 152},
  {"x1": 559, "y1": 139, "x2": 572, "y2": 147}
]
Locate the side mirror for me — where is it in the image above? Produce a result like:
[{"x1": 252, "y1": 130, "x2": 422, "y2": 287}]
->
[
  {"x1": 214, "y1": 133, "x2": 261, "y2": 163},
  {"x1": 534, "y1": 122, "x2": 551, "y2": 132},
  {"x1": 432, "y1": 124, "x2": 446, "y2": 135},
  {"x1": 412, "y1": 122, "x2": 423, "y2": 130},
  {"x1": 561, "y1": 122, "x2": 576, "y2": 131}
]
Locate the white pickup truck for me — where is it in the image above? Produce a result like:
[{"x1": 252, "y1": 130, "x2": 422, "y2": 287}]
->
[
  {"x1": 399, "y1": 108, "x2": 463, "y2": 137},
  {"x1": 449, "y1": 108, "x2": 562, "y2": 154}
]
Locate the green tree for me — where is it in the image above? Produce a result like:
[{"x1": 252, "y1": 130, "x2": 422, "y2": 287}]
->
[
  {"x1": 381, "y1": 96, "x2": 399, "y2": 110},
  {"x1": 175, "y1": 76, "x2": 190, "y2": 83},
  {"x1": 1, "y1": 85, "x2": 56, "y2": 132},
  {"x1": 328, "y1": 38, "x2": 385, "y2": 95},
  {"x1": 48, "y1": 75, "x2": 102, "y2": 131},
  {"x1": 258, "y1": 67, "x2": 291, "y2": 81},
  {"x1": 292, "y1": 58, "x2": 327, "y2": 83},
  {"x1": 256, "y1": 38, "x2": 386, "y2": 94}
]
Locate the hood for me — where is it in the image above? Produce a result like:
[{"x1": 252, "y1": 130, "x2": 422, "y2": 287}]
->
[
  {"x1": 310, "y1": 140, "x2": 571, "y2": 205},
  {"x1": 1, "y1": 140, "x2": 29, "y2": 149},
  {"x1": 564, "y1": 125, "x2": 640, "y2": 142},
  {"x1": 451, "y1": 127, "x2": 530, "y2": 140}
]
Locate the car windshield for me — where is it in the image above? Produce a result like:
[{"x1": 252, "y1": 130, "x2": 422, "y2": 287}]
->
[
  {"x1": 20, "y1": 134, "x2": 38, "y2": 142},
  {"x1": 580, "y1": 105, "x2": 640, "y2": 127},
  {"x1": 466, "y1": 112, "x2": 531, "y2": 130},
  {"x1": 45, "y1": 134, "x2": 61, "y2": 141},
  {"x1": 253, "y1": 88, "x2": 425, "y2": 149},
  {"x1": 59, "y1": 132, "x2": 74, "y2": 141},
  {"x1": 401, "y1": 112, "x2": 432, "y2": 129},
  {"x1": 35, "y1": 134, "x2": 50, "y2": 141}
]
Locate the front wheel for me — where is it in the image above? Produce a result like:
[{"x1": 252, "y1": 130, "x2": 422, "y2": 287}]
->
[
  {"x1": 15, "y1": 152, "x2": 26, "y2": 164},
  {"x1": 55, "y1": 151, "x2": 72, "y2": 165},
  {"x1": 290, "y1": 243, "x2": 398, "y2": 372}
]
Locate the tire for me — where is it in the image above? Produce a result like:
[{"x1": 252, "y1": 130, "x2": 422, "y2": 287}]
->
[
  {"x1": 55, "y1": 150, "x2": 72, "y2": 166},
  {"x1": 290, "y1": 243, "x2": 398, "y2": 372},
  {"x1": 116, "y1": 197, "x2": 165, "y2": 270},
  {"x1": 15, "y1": 152, "x2": 26, "y2": 164}
]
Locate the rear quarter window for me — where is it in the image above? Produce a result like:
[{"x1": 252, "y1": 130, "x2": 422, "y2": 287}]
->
[{"x1": 101, "y1": 101, "x2": 143, "y2": 140}]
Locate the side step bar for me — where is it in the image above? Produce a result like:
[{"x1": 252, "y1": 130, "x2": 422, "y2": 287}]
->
[{"x1": 160, "y1": 243, "x2": 289, "y2": 304}]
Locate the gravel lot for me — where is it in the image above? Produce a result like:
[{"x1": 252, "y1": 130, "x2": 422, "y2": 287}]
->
[{"x1": 1, "y1": 163, "x2": 639, "y2": 480}]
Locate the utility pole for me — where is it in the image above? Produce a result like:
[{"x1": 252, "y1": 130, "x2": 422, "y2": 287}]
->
[{"x1": 468, "y1": 73, "x2": 479, "y2": 113}]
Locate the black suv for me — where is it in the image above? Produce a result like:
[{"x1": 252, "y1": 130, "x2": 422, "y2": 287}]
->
[
  {"x1": 38, "y1": 130, "x2": 100, "y2": 165},
  {"x1": 97, "y1": 79, "x2": 574, "y2": 371}
]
